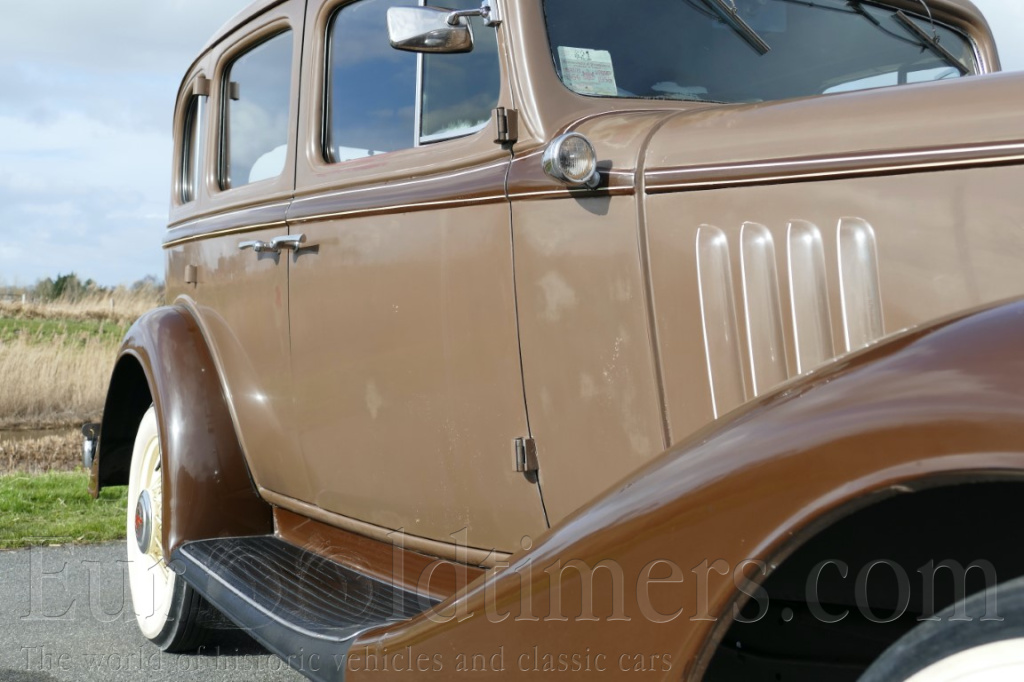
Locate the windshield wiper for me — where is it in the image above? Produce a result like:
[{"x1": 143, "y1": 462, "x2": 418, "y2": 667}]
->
[
  {"x1": 892, "y1": 9, "x2": 969, "y2": 75},
  {"x1": 697, "y1": 0, "x2": 772, "y2": 55}
]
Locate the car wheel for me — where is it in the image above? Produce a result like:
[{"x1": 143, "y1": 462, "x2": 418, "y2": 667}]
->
[
  {"x1": 126, "y1": 405, "x2": 209, "y2": 652},
  {"x1": 859, "y1": 575, "x2": 1024, "y2": 681}
]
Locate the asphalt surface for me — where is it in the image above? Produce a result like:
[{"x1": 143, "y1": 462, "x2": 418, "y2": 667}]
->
[{"x1": 0, "y1": 542, "x2": 304, "y2": 682}]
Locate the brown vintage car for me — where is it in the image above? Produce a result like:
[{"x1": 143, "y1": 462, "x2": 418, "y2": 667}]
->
[{"x1": 88, "y1": 0, "x2": 1024, "y2": 680}]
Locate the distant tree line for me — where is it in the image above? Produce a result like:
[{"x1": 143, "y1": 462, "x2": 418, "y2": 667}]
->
[{"x1": 0, "y1": 273, "x2": 164, "y2": 302}]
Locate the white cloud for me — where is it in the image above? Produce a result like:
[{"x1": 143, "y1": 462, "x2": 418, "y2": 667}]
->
[
  {"x1": 0, "y1": 112, "x2": 169, "y2": 192},
  {"x1": 0, "y1": 0, "x2": 1020, "y2": 289},
  {"x1": 0, "y1": 0, "x2": 249, "y2": 287},
  {"x1": 0, "y1": 1, "x2": 242, "y2": 73}
]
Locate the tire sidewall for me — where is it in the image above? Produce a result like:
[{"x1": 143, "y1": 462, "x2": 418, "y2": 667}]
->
[
  {"x1": 126, "y1": 406, "x2": 179, "y2": 646},
  {"x1": 859, "y1": 576, "x2": 1024, "y2": 681}
]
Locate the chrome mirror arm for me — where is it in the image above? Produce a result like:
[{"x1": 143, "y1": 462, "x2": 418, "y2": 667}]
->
[{"x1": 446, "y1": 0, "x2": 501, "y2": 28}]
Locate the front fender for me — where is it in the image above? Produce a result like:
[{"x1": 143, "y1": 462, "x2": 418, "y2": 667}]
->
[
  {"x1": 348, "y1": 297, "x2": 1024, "y2": 681},
  {"x1": 93, "y1": 305, "x2": 272, "y2": 555}
]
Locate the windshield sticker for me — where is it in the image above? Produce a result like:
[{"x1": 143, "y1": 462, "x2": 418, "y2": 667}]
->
[{"x1": 557, "y1": 46, "x2": 618, "y2": 96}]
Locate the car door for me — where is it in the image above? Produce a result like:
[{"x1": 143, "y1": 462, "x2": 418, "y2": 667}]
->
[
  {"x1": 283, "y1": 0, "x2": 546, "y2": 555},
  {"x1": 164, "y1": 2, "x2": 310, "y2": 499}
]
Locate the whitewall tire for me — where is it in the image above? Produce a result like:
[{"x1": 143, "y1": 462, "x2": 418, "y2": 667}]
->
[
  {"x1": 126, "y1": 405, "x2": 210, "y2": 651},
  {"x1": 859, "y1": 576, "x2": 1024, "y2": 682}
]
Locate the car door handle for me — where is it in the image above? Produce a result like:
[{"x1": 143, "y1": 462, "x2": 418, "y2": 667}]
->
[
  {"x1": 270, "y1": 234, "x2": 307, "y2": 251},
  {"x1": 238, "y1": 234, "x2": 308, "y2": 254},
  {"x1": 238, "y1": 240, "x2": 276, "y2": 253}
]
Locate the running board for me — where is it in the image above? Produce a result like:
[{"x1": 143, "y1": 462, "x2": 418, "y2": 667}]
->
[{"x1": 173, "y1": 536, "x2": 438, "y2": 682}]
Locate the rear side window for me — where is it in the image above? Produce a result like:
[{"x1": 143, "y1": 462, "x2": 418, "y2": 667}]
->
[
  {"x1": 221, "y1": 30, "x2": 294, "y2": 189},
  {"x1": 180, "y1": 89, "x2": 207, "y2": 203},
  {"x1": 324, "y1": 0, "x2": 501, "y2": 164}
]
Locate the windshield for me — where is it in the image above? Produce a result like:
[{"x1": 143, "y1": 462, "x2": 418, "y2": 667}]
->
[{"x1": 543, "y1": 0, "x2": 977, "y2": 103}]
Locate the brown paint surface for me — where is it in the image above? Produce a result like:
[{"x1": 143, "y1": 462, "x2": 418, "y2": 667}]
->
[
  {"x1": 101, "y1": 307, "x2": 273, "y2": 555},
  {"x1": 97, "y1": 0, "x2": 1024, "y2": 676},
  {"x1": 349, "y1": 299, "x2": 1024, "y2": 681},
  {"x1": 275, "y1": 507, "x2": 484, "y2": 601}
]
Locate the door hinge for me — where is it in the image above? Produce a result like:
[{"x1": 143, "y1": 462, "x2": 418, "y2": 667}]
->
[
  {"x1": 494, "y1": 107, "x2": 518, "y2": 145},
  {"x1": 514, "y1": 437, "x2": 538, "y2": 473}
]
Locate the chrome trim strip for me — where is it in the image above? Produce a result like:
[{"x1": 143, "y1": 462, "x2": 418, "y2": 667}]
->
[
  {"x1": 288, "y1": 194, "x2": 507, "y2": 224},
  {"x1": 165, "y1": 160, "x2": 635, "y2": 248},
  {"x1": 165, "y1": 200, "x2": 291, "y2": 249},
  {"x1": 165, "y1": 220, "x2": 288, "y2": 249},
  {"x1": 295, "y1": 159, "x2": 508, "y2": 204},
  {"x1": 507, "y1": 186, "x2": 634, "y2": 201},
  {"x1": 287, "y1": 159, "x2": 509, "y2": 222},
  {"x1": 646, "y1": 141, "x2": 1024, "y2": 192}
]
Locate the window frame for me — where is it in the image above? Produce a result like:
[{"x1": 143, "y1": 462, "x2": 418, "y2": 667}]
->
[
  {"x1": 179, "y1": 80, "x2": 210, "y2": 204},
  {"x1": 293, "y1": 0, "x2": 513, "y2": 199},
  {"x1": 172, "y1": 73, "x2": 211, "y2": 209},
  {"x1": 320, "y1": 0, "x2": 503, "y2": 166},
  {"x1": 321, "y1": 0, "x2": 419, "y2": 164},
  {"x1": 217, "y1": 27, "x2": 296, "y2": 191}
]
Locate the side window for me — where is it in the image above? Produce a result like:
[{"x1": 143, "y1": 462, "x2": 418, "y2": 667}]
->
[
  {"x1": 221, "y1": 30, "x2": 293, "y2": 189},
  {"x1": 420, "y1": 0, "x2": 501, "y2": 143},
  {"x1": 180, "y1": 85, "x2": 208, "y2": 203},
  {"x1": 325, "y1": 0, "x2": 417, "y2": 163},
  {"x1": 324, "y1": 0, "x2": 502, "y2": 163}
]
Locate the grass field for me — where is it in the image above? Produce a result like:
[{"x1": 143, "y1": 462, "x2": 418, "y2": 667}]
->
[
  {"x1": 0, "y1": 316, "x2": 129, "y2": 346},
  {"x1": 0, "y1": 471, "x2": 126, "y2": 549},
  {"x1": 0, "y1": 290, "x2": 158, "y2": 429},
  {"x1": 0, "y1": 430, "x2": 82, "y2": 472},
  {"x1": 0, "y1": 291, "x2": 156, "y2": 546}
]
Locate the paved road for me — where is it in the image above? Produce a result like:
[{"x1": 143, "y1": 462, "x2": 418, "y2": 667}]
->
[{"x1": 0, "y1": 542, "x2": 304, "y2": 682}]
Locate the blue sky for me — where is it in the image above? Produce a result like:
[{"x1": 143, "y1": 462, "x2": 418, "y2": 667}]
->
[{"x1": 0, "y1": 0, "x2": 1021, "y2": 288}]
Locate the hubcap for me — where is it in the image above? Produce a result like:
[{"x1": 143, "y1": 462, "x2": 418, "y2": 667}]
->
[{"x1": 135, "y1": 489, "x2": 154, "y2": 554}]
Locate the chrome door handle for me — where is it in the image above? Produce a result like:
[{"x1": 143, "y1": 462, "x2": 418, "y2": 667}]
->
[
  {"x1": 238, "y1": 240, "x2": 276, "y2": 253},
  {"x1": 270, "y1": 234, "x2": 307, "y2": 251}
]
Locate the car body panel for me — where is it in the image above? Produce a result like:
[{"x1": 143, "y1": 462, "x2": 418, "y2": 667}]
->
[
  {"x1": 91, "y1": 0, "x2": 1024, "y2": 675},
  {"x1": 271, "y1": 0, "x2": 548, "y2": 551},
  {"x1": 137, "y1": 0, "x2": 1022, "y2": 554},
  {"x1": 347, "y1": 297, "x2": 1024, "y2": 681}
]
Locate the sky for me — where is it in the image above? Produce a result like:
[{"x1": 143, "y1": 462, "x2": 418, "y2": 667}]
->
[{"x1": 0, "y1": 0, "x2": 1021, "y2": 288}]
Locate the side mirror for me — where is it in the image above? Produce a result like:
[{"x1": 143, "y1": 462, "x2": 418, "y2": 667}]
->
[{"x1": 386, "y1": 6, "x2": 474, "y2": 54}]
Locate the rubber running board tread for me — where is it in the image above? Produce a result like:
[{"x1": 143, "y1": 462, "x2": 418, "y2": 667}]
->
[{"x1": 173, "y1": 536, "x2": 438, "y2": 682}]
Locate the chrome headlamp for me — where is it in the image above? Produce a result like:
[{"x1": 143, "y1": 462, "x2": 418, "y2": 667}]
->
[{"x1": 542, "y1": 133, "x2": 600, "y2": 189}]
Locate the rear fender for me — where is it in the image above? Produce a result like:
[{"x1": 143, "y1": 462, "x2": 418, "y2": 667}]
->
[{"x1": 92, "y1": 305, "x2": 272, "y2": 555}]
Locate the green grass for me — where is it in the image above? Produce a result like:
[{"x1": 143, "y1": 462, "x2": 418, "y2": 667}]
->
[
  {"x1": 0, "y1": 316, "x2": 129, "y2": 347},
  {"x1": 0, "y1": 471, "x2": 126, "y2": 548}
]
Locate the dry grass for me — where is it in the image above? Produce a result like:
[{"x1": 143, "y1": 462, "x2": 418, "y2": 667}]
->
[
  {"x1": 0, "y1": 287, "x2": 160, "y2": 325},
  {"x1": 0, "y1": 430, "x2": 81, "y2": 474},
  {"x1": 0, "y1": 335, "x2": 117, "y2": 429},
  {"x1": 0, "y1": 288, "x2": 160, "y2": 430}
]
